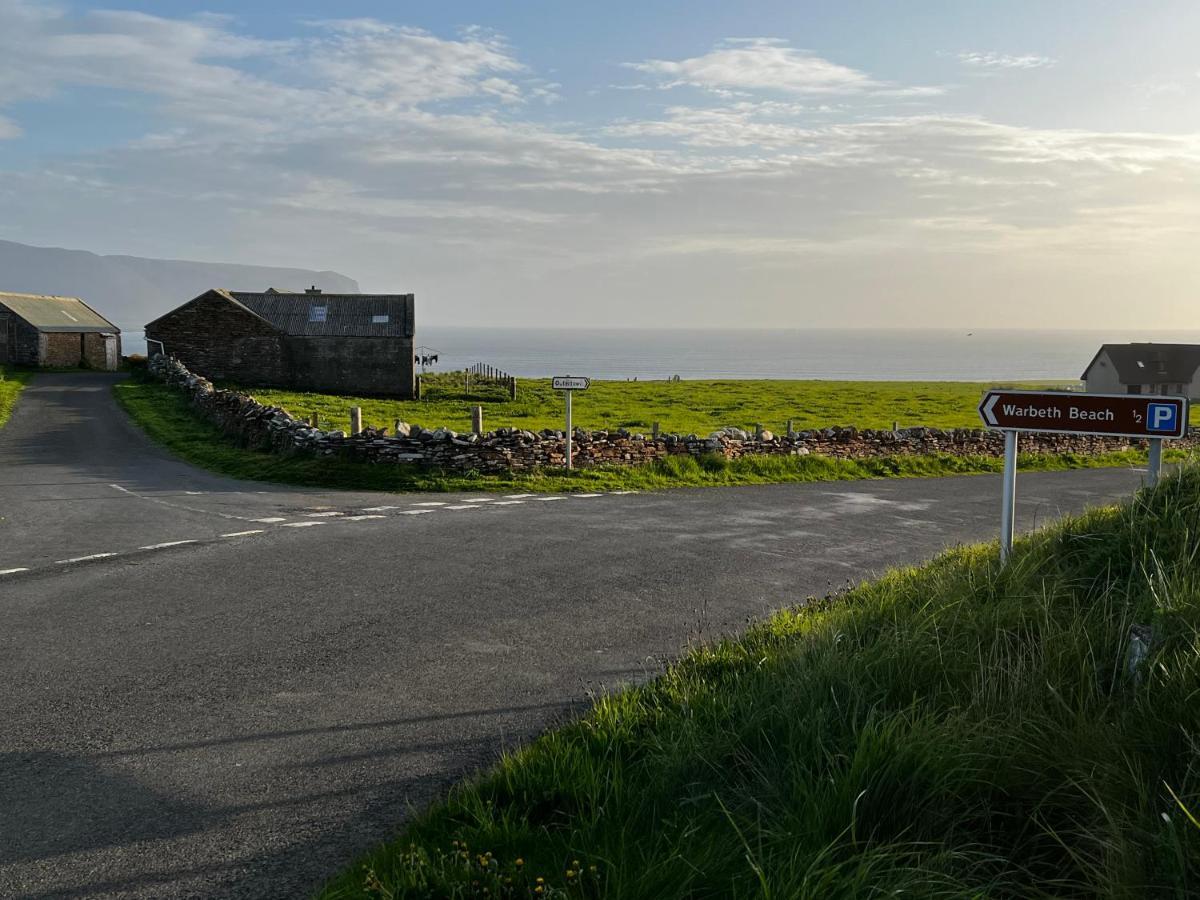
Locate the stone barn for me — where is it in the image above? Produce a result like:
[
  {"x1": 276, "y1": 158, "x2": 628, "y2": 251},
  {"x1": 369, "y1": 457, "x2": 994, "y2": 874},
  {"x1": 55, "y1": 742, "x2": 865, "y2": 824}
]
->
[
  {"x1": 0, "y1": 291, "x2": 121, "y2": 370},
  {"x1": 145, "y1": 287, "x2": 416, "y2": 397}
]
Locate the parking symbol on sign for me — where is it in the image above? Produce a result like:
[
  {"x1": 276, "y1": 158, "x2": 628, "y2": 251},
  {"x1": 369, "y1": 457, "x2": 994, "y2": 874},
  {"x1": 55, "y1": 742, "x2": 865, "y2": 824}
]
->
[{"x1": 1147, "y1": 403, "x2": 1179, "y2": 434}]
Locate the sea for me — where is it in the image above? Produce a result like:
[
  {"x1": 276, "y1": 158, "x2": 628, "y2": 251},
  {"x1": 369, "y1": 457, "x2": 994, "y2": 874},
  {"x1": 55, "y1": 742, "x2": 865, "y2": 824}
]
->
[{"x1": 117, "y1": 327, "x2": 1200, "y2": 382}]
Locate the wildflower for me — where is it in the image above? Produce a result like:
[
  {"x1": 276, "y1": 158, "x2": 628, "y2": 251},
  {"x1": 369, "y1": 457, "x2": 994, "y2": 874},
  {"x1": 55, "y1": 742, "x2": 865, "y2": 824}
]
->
[{"x1": 516, "y1": 858, "x2": 525, "y2": 867}]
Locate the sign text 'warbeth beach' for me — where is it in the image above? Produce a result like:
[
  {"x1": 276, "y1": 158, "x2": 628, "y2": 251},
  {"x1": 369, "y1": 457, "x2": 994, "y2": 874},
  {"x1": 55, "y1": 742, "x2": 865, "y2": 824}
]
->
[{"x1": 978, "y1": 390, "x2": 1188, "y2": 440}]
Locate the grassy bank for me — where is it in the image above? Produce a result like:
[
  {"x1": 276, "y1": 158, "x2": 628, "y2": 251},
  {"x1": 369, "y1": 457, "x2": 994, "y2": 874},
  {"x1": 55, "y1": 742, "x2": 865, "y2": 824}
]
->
[
  {"x1": 0, "y1": 366, "x2": 32, "y2": 429},
  {"x1": 319, "y1": 468, "x2": 1200, "y2": 899},
  {"x1": 246, "y1": 376, "x2": 1079, "y2": 437},
  {"x1": 114, "y1": 378, "x2": 1168, "y2": 494}
]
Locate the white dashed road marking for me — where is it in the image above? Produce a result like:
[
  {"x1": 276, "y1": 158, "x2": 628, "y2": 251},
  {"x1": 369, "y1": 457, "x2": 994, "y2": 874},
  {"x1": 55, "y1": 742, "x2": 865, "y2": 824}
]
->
[
  {"x1": 362, "y1": 505, "x2": 401, "y2": 512},
  {"x1": 222, "y1": 530, "x2": 265, "y2": 538},
  {"x1": 444, "y1": 505, "x2": 481, "y2": 511},
  {"x1": 303, "y1": 511, "x2": 344, "y2": 518},
  {"x1": 56, "y1": 553, "x2": 119, "y2": 565},
  {"x1": 491, "y1": 500, "x2": 526, "y2": 506},
  {"x1": 281, "y1": 521, "x2": 325, "y2": 528},
  {"x1": 412, "y1": 501, "x2": 448, "y2": 507},
  {"x1": 573, "y1": 493, "x2": 604, "y2": 498},
  {"x1": 343, "y1": 515, "x2": 386, "y2": 521},
  {"x1": 139, "y1": 540, "x2": 197, "y2": 551},
  {"x1": 399, "y1": 509, "x2": 435, "y2": 516},
  {"x1": 251, "y1": 517, "x2": 287, "y2": 524},
  {"x1": 504, "y1": 494, "x2": 536, "y2": 499},
  {"x1": 539, "y1": 496, "x2": 567, "y2": 502},
  {"x1": 0, "y1": 568, "x2": 29, "y2": 576}
]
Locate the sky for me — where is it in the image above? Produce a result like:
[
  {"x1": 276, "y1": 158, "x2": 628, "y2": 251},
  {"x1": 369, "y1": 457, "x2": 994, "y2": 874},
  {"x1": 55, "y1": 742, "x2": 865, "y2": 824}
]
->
[{"x1": 1, "y1": 0, "x2": 1199, "y2": 329}]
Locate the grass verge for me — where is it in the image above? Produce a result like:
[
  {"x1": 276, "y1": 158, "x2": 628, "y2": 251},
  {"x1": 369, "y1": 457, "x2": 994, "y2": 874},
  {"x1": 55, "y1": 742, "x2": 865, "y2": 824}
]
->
[
  {"x1": 114, "y1": 377, "x2": 1174, "y2": 494},
  {"x1": 0, "y1": 365, "x2": 32, "y2": 429},
  {"x1": 319, "y1": 466, "x2": 1200, "y2": 899},
  {"x1": 246, "y1": 376, "x2": 1083, "y2": 437}
]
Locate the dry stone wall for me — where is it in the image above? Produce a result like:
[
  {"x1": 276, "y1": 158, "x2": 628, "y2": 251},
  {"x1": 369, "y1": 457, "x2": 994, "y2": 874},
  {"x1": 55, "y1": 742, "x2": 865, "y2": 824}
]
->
[{"x1": 148, "y1": 355, "x2": 1198, "y2": 474}]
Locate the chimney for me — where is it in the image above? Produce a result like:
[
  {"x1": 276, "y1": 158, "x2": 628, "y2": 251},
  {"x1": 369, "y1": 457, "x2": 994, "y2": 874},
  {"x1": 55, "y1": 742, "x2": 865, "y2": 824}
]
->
[{"x1": 305, "y1": 285, "x2": 322, "y2": 294}]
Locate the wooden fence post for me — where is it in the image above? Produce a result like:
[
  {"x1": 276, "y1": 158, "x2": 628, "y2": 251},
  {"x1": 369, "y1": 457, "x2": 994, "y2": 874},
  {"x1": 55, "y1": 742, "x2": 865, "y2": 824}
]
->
[
  {"x1": 349, "y1": 407, "x2": 362, "y2": 436},
  {"x1": 786, "y1": 419, "x2": 794, "y2": 436},
  {"x1": 310, "y1": 411, "x2": 319, "y2": 428},
  {"x1": 652, "y1": 422, "x2": 661, "y2": 438},
  {"x1": 509, "y1": 376, "x2": 517, "y2": 401}
]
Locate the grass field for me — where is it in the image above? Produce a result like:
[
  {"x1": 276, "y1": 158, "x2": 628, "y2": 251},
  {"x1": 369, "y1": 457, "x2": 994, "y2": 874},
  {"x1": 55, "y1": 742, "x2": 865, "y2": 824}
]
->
[
  {"x1": 0, "y1": 366, "x2": 31, "y2": 429},
  {"x1": 318, "y1": 467, "x2": 1200, "y2": 899},
  {"x1": 244, "y1": 375, "x2": 1079, "y2": 437},
  {"x1": 114, "y1": 377, "x2": 1172, "y2": 494}
]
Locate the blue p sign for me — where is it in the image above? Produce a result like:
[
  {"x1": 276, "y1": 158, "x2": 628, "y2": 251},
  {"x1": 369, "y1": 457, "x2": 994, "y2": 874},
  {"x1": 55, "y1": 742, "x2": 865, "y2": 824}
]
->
[{"x1": 1147, "y1": 403, "x2": 1179, "y2": 434}]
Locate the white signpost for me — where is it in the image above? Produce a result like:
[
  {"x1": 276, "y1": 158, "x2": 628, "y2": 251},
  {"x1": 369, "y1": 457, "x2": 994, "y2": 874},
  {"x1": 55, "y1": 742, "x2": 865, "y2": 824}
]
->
[
  {"x1": 978, "y1": 389, "x2": 1189, "y2": 564},
  {"x1": 553, "y1": 376, "x2": 591, "y2": 469}
]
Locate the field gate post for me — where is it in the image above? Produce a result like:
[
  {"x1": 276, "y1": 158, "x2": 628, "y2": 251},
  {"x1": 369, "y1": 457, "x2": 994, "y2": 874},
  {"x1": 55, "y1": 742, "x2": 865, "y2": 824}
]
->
[
  {"x1": 349, "y1": 407, "x2": 362, "y2": 436},
  {"x1": 471, "y1": 405, "x2": 483, "y2": 435},
  {"x1": 509, "y1": 376, "x2": 517, "y2": 400},
  {"x1": 310, "y1": 411, "x2": 318, "y2": 428},
  {"x1": 653, "y1": 422, "x2": 660, "y2": 438},
  {"x1": 786, "y1": 419, "x2": 794, "y2": 437}
]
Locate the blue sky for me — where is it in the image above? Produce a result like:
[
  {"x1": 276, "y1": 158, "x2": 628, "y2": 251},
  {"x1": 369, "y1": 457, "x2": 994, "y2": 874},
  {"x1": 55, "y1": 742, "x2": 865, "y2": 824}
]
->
[{"x1": 1, "y1": 0, "x2": 1198, "y2": 327}]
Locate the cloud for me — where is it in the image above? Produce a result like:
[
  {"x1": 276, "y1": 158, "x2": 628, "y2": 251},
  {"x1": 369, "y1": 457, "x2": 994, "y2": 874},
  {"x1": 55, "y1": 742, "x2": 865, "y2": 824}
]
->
[
  {"x1": 0, "y1": 6, "x2": 1198, "y2": 328},
  {"x1": 955, "y1": 51, "x2": 1056, "y2": 70},
  {"x1": 626, "y1": 38, "x2": 936, "y2": 96}
]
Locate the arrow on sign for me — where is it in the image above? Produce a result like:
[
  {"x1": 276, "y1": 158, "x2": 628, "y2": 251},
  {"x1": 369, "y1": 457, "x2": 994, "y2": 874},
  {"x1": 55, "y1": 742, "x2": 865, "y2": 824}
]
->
[{"x1": 981, "y1": 393, "x2": 1000, "y2": 427}]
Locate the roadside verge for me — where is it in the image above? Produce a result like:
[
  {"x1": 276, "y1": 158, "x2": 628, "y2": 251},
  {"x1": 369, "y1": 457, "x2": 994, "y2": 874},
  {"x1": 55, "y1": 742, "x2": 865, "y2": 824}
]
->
[
  {"x1": 318, "y1": 466, "x2": 1200, "y2": 898},
  {"x1": 0, "y1": 366, "x2": 32, "y2": 429}
]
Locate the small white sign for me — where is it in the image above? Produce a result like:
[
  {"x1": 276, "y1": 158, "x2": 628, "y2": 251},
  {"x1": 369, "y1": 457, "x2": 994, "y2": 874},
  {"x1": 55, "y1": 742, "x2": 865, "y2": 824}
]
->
[{"x1": 552, "y1": 376, "x2": 591, "y2": 391}]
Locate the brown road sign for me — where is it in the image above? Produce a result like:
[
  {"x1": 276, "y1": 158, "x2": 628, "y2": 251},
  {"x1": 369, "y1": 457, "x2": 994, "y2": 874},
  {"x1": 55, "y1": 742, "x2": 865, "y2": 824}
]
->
[{"x1": 978, "y1": 390, "x2": 1189, "y2": 439}]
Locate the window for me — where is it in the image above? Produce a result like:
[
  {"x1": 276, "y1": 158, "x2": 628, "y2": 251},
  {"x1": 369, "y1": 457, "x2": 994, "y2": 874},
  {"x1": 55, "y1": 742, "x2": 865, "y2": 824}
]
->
[
  {"x1": 1127, "y1": 384, "x2": 1142, "y2": 395},
  {"x1": 309, "y1": 305, "x2": 327, "y2": 323},
  {"x1": 372, "y1": 314, "x2": 389, "y2": 324}
]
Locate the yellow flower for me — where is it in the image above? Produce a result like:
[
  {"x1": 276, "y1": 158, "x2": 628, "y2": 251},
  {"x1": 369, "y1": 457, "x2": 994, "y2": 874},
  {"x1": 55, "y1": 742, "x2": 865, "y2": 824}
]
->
[{"x1": 516, "y1": 858, "x2": 525, "y2": 867}]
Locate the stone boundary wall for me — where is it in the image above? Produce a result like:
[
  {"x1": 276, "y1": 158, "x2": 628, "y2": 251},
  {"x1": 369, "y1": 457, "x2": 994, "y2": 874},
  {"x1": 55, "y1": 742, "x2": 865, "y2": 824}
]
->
[{"x1": 147, "y1": 355, "x2": 1199, "y2": 474}]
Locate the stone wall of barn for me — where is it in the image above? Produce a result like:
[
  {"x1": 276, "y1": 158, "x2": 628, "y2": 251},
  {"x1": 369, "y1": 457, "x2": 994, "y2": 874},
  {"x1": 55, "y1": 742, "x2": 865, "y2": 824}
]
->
[
  {"x1": 0, "y1": 312, "x2": 40, "y2": 366},
  {"x1": 40, "y1": 332, "x2": 84, "y2": 367},
  {"x1": 285, "y1": 335, "x2": 415, "y2": 398},
  {"x1": 83, "y1": 332, "x2": 120, "y2": 371},
  {"x1": 147, "y1": 290, "x2": 290, "y2": 386},
  {"x1": 149, "y1": 354, "x2": 1198, "y2": 475}
]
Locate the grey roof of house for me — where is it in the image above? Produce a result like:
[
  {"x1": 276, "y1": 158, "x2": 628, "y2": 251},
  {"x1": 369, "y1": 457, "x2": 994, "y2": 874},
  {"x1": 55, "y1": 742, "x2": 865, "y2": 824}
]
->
[
  {"x1": 227, "y1": 290, "x2": 414, "y2": 338},
  {"x1": 1082, "y1": 343, "x2": 1200, "y2": 383},
  {"x1": 0, "y1": 291, "x2": 120, "y2": 333}
]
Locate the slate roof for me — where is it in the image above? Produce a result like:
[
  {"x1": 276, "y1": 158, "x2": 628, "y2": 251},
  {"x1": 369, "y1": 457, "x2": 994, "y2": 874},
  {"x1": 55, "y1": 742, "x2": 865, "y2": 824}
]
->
[
  {"x1": 1081, "y1": 343, "x2": 1200, "y2": 383},
  {"x1": 227, "y1": 290, "x2": 414, "y2": 338},
  {"x1": 0, "y1": 291, "x2": 120, "y2": 333}
]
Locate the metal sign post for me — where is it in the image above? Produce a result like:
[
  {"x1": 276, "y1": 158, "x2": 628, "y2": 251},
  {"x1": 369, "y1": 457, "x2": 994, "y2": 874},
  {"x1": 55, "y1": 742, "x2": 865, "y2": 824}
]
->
[
  {"x1": 565, "y1": 390, "x2": 573, "y2": 470},
  {"x1": 552, "y1": 376, "x2": 591, "y2": 470},
  {"x1": 979, "y1": 389, "x2": 1189, "y2": 565},
  {"x1": 999, "y1": 430, "x2": 1018, "y2": 563}
]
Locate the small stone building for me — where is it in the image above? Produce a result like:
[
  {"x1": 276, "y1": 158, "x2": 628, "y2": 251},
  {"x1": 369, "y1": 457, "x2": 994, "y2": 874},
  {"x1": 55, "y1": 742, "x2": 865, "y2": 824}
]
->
[
  {"x1": 0, "y1": 291, "x2": 121, "y2": 370},
  {"x1": 1081, "y1": 343, "x2": 1200, "y2": 399},
  {"x1": 145, "y1": 287, "x2": 416, "y2": 397}
]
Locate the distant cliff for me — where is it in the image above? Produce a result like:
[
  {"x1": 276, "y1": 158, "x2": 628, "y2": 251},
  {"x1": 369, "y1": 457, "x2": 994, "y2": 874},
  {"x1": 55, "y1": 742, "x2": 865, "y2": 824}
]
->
[{"x1": 0, "y1": 239, "x2": 359, "y2": 330}]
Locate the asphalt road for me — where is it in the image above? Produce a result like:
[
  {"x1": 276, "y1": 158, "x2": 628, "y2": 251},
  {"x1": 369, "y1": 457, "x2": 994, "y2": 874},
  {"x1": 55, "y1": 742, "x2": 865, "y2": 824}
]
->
[{"x1": 0, "y1": 373, "x2": 1156, "y2": 899}]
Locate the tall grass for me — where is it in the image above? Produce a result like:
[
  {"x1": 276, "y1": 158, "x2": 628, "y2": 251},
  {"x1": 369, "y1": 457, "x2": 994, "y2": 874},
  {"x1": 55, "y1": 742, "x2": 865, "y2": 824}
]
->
[{"x1": 319, "y1": 467, "x2": 1200, "y2": 899}]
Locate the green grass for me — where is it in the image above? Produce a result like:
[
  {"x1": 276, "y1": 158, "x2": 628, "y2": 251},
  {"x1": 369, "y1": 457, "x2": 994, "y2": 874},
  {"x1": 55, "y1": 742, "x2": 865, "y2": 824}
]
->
[
  {"x1": 245, "y1": 376, "x2": 1081, "y2": 437},
  {"x1": 114, "y1": 377, "x2": 1175, "y2": 494},
  {"x1": 318, "y1": 466, "x2": 1200, "y2": 899},
  {"x1": 0, "y1": 365, "x2": 32, "y2": 429}
]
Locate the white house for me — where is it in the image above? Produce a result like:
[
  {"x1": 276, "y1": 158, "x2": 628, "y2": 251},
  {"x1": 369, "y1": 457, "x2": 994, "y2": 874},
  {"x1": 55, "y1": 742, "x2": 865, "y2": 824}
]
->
[{"x1": 1081, "y1": 343, "x2": 1200, "y2": 399}]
